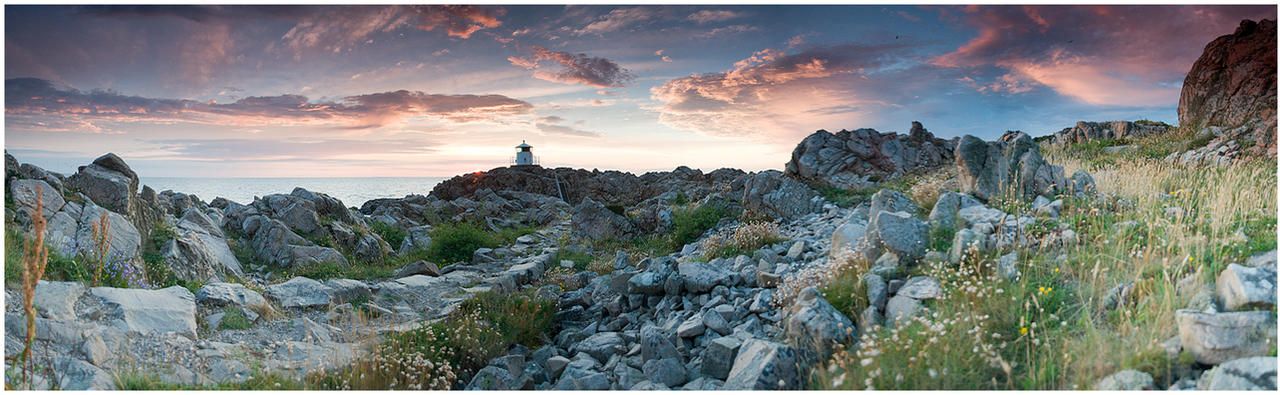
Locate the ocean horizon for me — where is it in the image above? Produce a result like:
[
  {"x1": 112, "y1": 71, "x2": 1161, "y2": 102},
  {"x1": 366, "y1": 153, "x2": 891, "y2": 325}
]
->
[{"x1": 139, "y1": 177, "x2": 451, "y2": 208}]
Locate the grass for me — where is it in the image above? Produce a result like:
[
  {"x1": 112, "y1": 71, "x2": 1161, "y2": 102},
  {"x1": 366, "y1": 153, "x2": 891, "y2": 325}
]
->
[
  {"x1": 553, "y1": 247, "x2": 596, "y2": 271},
  {"x1": 670, "y1": 203, "x2": 733, "y2": 249},
  {"x1": 816, "y1": 166, "x2": 955, "y2": 212},
  {"x1": 425, "y1": 222, "x2": 498, "y2": 265},
  {"x1": 812, "y1": 136, "x2": 1277, "y2": 390},
  {"x1": 368, "y1": 220, "x2": 406, "y2": 250},
  {"x1": 217, "y1": 307, "x2": 253, "y2": 330}
]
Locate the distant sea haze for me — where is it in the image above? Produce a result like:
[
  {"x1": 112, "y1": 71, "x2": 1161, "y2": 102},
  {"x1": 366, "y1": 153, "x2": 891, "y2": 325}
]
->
[{"x1": 140, "y1": 177, "x2": 450, "y2": 208}]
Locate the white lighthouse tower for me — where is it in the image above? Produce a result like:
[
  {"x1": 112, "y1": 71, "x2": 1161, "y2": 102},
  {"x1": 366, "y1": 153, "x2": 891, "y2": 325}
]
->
[{"x1": 514, "y1": 140, "x2": 537, "y2": 166}]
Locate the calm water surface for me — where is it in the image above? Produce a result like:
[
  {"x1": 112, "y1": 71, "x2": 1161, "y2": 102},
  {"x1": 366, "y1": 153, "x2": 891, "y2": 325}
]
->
[{"x1": 139, "y1": 177, "x2": 449, "y2": 207}]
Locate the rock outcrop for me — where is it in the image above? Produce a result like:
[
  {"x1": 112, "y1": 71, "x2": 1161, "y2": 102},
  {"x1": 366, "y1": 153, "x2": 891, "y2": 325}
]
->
[
  {"x1": 954, "y1": 132, "x2": 1083, "y2": 202},
  {"x1": 430, "y1": 165, "x2": 745, "y2": 208},
  {"x1": 740, "y1": 170, "x2": 823, "y2": 221},
  {"x1": 785, "y1": 122, "x2": 955, "y2": 190},
  {"x1": 1178, "y1": 19, "x2": 1276, "y2": 153},
  {"x1": 1045, "y1": 121, "x2": 1171, "y2": 146}
]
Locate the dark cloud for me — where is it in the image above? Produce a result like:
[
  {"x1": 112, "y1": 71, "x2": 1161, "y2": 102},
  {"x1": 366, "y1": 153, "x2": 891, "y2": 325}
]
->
[
  {"x1": 508, "y1": 46, "x2": 636, "y2": 88},
  {"x1": 537, "y1": 115, "x2": 566, "y2": 123},
  {"x1": 535, "y1": 123, "x2": 602, "y2": 138},
  {"x1": 6, "y1": 78, "x2": 532, "y2": 130}
]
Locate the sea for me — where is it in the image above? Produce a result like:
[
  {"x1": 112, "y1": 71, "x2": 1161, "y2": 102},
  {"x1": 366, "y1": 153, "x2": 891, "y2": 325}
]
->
[{"x1": 139, "y1": 177, "x2": 451, "y2": 207}]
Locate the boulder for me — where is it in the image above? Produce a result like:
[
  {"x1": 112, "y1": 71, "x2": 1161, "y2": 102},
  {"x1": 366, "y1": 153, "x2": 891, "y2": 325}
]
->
[
  {"x1": 829, "y1": 220, "x2": 868, "y2": 260},
  {"x1": 195, "y1": 283, "x2": 267, "y2": 312},
  {"x1": 702, "y1": 336, "x2": 742, "y2": 380},
  {"x1": 264, "y1": 277, "x2": 333, "y2": 309},
  {"x1": 928, "y1": 191, "x2": 982, "y2": 231},
  {"x1": 867, "y1": 211, "x2": 929, "y2": 261},
  {"x1": 55, "y1": 357, "x2": 115, "y2": 390},
  {"x1": 571, "y1": 198, "x2": 638, "y2": 241},
  {"x1": 885, "y1": 294, "x2": 923, "y2": 326},
  {"x1": 953, "y1": 132, "x2": 1069, "y2": 202},
  {"x1": 324, "y1": 278, "x2": 371, "y2": 304},
  {"x1": 1179, "y1": 19, "x2": 1277, "y2": 156},
  {"x1": 678, "y1": 260, "x2": 733, "y2": 293},
  {"x1": 398, "y1": 225, "x2": 433, "y2": 254},
  {"x1": 723, "y1": 339, "x2": 799, "y2": 390},
  {"x1": 784, "y1": 122, "x2": 955, "y2": 189},
  {"x1": 869, "y1": 189, "x2": 920, "y2": 218},
  {"x1": 33, "y1": 280, "x2": 86, "y2": 320},
  {"x1": 1197, "y1": 356, "x2": 1278, "y2": 390},
  {"x1": 640, "y1": 323, "x2": 681, "y2": 362},
  {"x1": 1095, "y1": 369, "x2": 1155, "y2": 390},
  {"x1": 785, "y1": 287, "x2": 856, "y2": 356},
  {"x1": 576, "y1": 332, "x2": 625, "y2": 362},
  {"x1": 394, "y1": 260, "x2": 441, "y2": 278},
  {"x1": 66, "y1": 153, "x2": 137, "y2": 215},
  {"x1": 467, "y1": 365, "x2": 518, "y2": 390},
  {"x1": 10, "y1": 179, "x2": 64, "y2": 221},
  {"x1": 896, "y1": 276, "x2": 942, "y2": 299},
  {"x1": 90, "y1": 286, "x2": 197, "y2": 339},
  {"x1": 1216, "y1": 263, "x2": 1276, "y2": 311},
  {"x1": 1176, "y1": 309, "x2": 1277, "y2": 365},
  {"x1": 73, "y1": 205, "x2": 141, "y2": 258},
  {"x1": 642, "y1": 358, "x2": 687, "y2": 387},
  {"x1": 740, "y1": 170, "x2": 822, "y2": 221}
]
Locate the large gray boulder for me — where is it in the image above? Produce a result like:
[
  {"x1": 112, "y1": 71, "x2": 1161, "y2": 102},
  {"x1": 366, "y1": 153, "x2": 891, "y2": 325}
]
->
[
  {"x1": 640, "y1": 323, "x2": 681, "y2": 362},
  {"x1": 741, "y1": 170, "x2": 822, "y2": 221},
  {"x1": 90, "y1": 286, "x2": 197, "y2": 339},
  {"x1": 723, "y1": 339, "x2": 799, "y2": 390},
  {"x1": 867, "y1": 211, "x2": 929, "y2": 261},
  {"x1": 1047, "y1": 121, "x2": 1172, "y2": 147},
  {"x1": 571, "y1": 197, "x2": 637, "y2": 241},
  {"x1": 784, "y1": 122, "x2": 955, "y2": 189},
  {"x1": 196, "y1": 283, "x2": 268, "y2": 311},
  {"x1": 928, "y1": 191, "x2": 983, "y2": 231},
  {"x1": 829, "y1": 220, "x2": 869, "y2": 260},
  {"x1": 265, "y1": 277, "x2": 334, "y2": 309},
  {"x1": 244, "y1": 216, "x2": 348, "y2": 269},
  {"x1": 1216, "y1": 263, "x2": 1276, "y2": 311},
  {"x1": 785, "y1": 287, "x2": 855, "y2": 356},
  {"x1": 67, "y1": 153, "x2": 138, "y2": 215},
  {"x1": 678, "y1": 260, "x2": 733, "y2": 293},
  {"x1": 73, "y1": 205, "x2": 141, "y2": 258},
  {"x1": 1197, "y1": 356, "x2": 1278, "y2": 390},
  {"x1": 10, "y1": 179, "x2": 64, "y2": 221},
  {"x1": 1176, "y1": 309, "x2": 1277, "y2": 365},
  {"x1": 576, "y1": 332, "x2": 625, "y2": 362},
  {"x1": 702, "y1": 336, "x2": 742, "y2": 380},
  {"x1": 954, "y1": 132, "x2": 1069, "y2": 202}
]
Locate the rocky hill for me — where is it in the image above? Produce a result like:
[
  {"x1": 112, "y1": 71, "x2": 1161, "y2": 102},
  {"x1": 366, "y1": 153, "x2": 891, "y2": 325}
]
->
[
  {"x1": 1043, "y1": 121, "x2": 1172, "y2": 147},
  {"x1": 1177, "y1": 18, "x2": 1277, "y2": 159},
  {"x1": 784, "y1": 122, "x2": 955, "y2": 190}
]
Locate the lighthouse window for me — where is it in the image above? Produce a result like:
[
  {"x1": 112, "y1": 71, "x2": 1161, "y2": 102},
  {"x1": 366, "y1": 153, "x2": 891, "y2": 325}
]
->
[{"x1": 520, "y1": 147, "x2": 531, "y2": 152}]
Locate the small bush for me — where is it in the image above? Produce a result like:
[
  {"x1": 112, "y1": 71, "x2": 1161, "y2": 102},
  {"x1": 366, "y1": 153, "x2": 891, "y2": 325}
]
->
[
  {"x1": 425, "y1": 223, "x2": 497, "y2": 265},
  {"x1": 554, "y1": 248, "x2": 595, "y2": 271},
  {"x1": 819, "y1": 187, "x2": 876, "y2": 208},
  {"x1": 369, "y1": 221, "x2": 407, "y2": 250},
  {"x1": 929, "y1": 226, "x2": 956, "y2": 253},
  {"x1": 218, "y1": 307, "x2": 253, "y2": 330},
  {"x1": 702, "y1": 221, "x2": 786, "y2": 260},
  {"x1": 605, "y1": 203, "x2": 626, "y2": 216},
  {"x1": 670, "y1": 204, "x2": 731, "y2": 249}
]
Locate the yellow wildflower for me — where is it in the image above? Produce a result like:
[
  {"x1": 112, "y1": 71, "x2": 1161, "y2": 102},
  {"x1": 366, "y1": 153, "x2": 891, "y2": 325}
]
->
[{"x1": 1020, "y1": 327, "x2": 1028, "y2": 335}]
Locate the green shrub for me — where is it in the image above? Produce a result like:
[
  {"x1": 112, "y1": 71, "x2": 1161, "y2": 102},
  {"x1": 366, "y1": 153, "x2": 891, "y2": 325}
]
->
[
  {"x1": 218, "y1": 307, "x2": 253, "y2": 330},
  {"x1": 929, "y1": 226, "x2": 956, "y2": 253},
  {"x1": 818, "y1": 187, "x2": 876, "y2": 208},
  {"x1": 670, "y1": 204, "x2": 730, "y2": 248},
  {"x1": 554, "y1": 248, "x2": 596, "y2": 271},
  {"x1": 671, "y1": 192, "x2": 689, "y2": 206},
  {"x1": 605, "y1": 203, "x2": 626, "y2": 216},
  {"x1": 426, "y1": 222, "x2": 497, "y2": 265},
  {"x1": 369, "y1": 221, "x2": 407, "y2": 250}
]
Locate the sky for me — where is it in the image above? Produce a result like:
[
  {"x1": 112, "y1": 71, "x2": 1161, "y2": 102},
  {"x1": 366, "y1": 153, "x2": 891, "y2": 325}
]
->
[{"x1": 4, "y1": 4, "x2": 1276, "y2": 177}]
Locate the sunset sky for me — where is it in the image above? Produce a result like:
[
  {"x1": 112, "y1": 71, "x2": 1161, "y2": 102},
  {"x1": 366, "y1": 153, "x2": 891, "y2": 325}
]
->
[{"x1": 5, "y1": 4, "x2": 1275, "y2": 177}]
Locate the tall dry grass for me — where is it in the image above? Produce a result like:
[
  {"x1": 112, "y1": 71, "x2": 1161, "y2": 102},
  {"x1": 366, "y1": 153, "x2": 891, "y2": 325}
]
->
[{"x1": 18, "y1": 186, "x2": 50, "y2": 390}]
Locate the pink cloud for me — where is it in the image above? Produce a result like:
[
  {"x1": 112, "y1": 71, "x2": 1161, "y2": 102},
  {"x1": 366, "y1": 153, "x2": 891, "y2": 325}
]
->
[
  {"x1": 688, "y1": 10, "x2": 747, "y2": 24},
  {"x1": 576, "y1": 7, "x2": 655, "y2": 35},
  {"x1": 933, "y1": 5, "x2": 1275, "y2": 106},
  {"x1": 651, "y1": 44, "x2": 912, "y2": 141}
]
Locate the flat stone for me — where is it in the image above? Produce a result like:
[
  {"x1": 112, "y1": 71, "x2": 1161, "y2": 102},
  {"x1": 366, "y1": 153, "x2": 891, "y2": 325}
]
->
[
  {"x1": 702, "y1": 336, "x2": 742, "y2": 380},
  {"x1": 1095, "y1": 369, "x2": 1154, "y2": 390},
  {"x1": 264, "y1": 277, "x2": 333, "y2": 308},
  {"x1": 723, "y1": 339, "x2": 799, "y2": 390},
  {"x1": 1197, "y1": 356, "x2": 1277, "y2": 390},
  {"x1": 896, "y1": 276, "x2": 941, "y2": 300},
  {"x1": 90, "y1": 286, "x2": 197, "y2": 339},
  {"x1": 1176, "y1": 309, "x2": 1277, "y2": 365},
  {"x1": 34, "y1": 280, "x2": 86, "y2": 320},
  {"x1": 677, "y1": 316, "x2": 705, "y2": 338},
  {"x1": 642, "y1": 358, "x2": 687, "y2": 387}
]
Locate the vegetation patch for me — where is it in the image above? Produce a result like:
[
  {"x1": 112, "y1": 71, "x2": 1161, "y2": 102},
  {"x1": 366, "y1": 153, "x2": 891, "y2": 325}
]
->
[
  {"x1": 670, "y1": 204, "x2": 732, "y2": 249},
  {"x1": 425, "y1": 222, "x2": 498, "y2": 265},
  {"x1": 368, "y1": 220, "x2": 406, "y2": 250},
  {"x1": 701, "y1": 221, "x2": 786, "y2": 260},
  {"x1": 217, "y1": 307, "x2": 253, "y2": 330}
]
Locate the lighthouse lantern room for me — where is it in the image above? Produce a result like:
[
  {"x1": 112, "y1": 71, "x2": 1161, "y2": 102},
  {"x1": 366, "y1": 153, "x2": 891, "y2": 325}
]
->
[{"x1": 514, "y1": 140, "x2": 536, "y2": 166}]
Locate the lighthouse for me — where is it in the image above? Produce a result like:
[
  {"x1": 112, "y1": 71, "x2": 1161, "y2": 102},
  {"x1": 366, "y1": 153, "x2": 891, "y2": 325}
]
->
[{"x1": 514, "y1": 140, "x2": 537, "y2": 166}]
